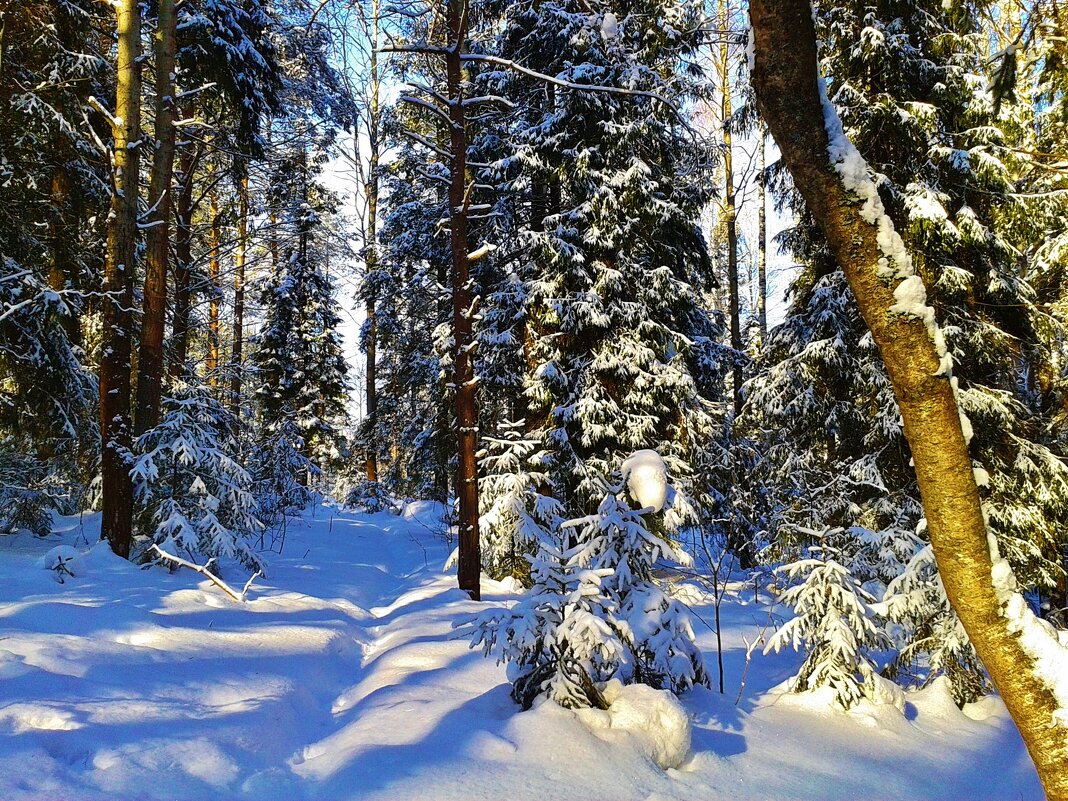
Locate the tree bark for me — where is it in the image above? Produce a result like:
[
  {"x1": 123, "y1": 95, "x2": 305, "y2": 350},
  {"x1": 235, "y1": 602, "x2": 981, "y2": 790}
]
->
[
  {"x1": 229, "y1": 172, "x2": 248, "y2": 415},
  {"x1": 445, "y1": 0, "x2": 482, "y2": 601},
  {"x1": 135, "y1": 0, "x2": 177, "y2": 434},
  {"x1": 363, "y1": 0, "x2": 381, "y2": 484},
  {"x1": 749, "y1": 1, "x2": 1068, "y2": 796},
  {"x1": 756, "y1": 129, "x2": 768, "y2": 346},
  {"x1": 99, "y1": 0, "x2": 141, "y2": 559},
  {"x1": 207, "y1": 187, "x2": 222, "y2": 392},
  {"x1": 719, "y1": 0, "x2": 742, "y2": 416},
  {"x1": 170, "y1": 146, "x2": 199, "y2": 377}
]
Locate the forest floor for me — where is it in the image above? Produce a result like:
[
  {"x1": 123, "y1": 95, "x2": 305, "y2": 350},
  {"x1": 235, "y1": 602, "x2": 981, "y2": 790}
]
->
[{"x1": 0, "y1": 502, "x2": 1043, "y2": 800}]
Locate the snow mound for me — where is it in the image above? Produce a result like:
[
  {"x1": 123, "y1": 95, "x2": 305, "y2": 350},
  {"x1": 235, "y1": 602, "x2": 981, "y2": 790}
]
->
[
  {"x1": 621, "y1": 450, "x2": 669, "y2": 513},
  {"x1": 37, "y1": 545, "x2": 86, "y2": 578},
  {"x1": 576, "y1": 680, "x2": 692, "y2": 769}
]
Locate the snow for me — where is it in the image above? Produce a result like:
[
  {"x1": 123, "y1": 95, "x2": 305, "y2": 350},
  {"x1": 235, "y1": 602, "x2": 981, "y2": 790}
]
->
[
  {"x1": 0, "y1": 506, "x2": 1044, "y2": 800},
  {"x1": 576, "y1": 679, "x2": 692, "y2": 769},
  {"x1": 988, "y1": 540, "x2": 1068, "y2": 727},
  {"x1": 600, "y1": 11, "x2": 619, "y2": 40},
  {"x1": 620, "y1": 449, "x2": 669, "y2": 512}
]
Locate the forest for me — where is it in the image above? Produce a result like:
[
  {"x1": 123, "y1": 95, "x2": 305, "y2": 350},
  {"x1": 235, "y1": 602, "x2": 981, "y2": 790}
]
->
[{"x1": 0, "y1": 0, "x2": 1066, "y2": 798}]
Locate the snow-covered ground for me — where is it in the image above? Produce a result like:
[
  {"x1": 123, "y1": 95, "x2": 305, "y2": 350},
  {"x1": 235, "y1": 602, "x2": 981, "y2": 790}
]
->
[{"x1": 0, "y1": 504, "x2": 1042, "y2": 800}]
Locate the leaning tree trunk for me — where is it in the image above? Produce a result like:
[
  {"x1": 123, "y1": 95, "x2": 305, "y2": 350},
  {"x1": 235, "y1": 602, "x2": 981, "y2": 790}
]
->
[
  {"x1": 445, "y1": 0, "x2": 482, "y2": 601},
  {"x1": 749, "y1": 1, "x2": 1068, "y2": 797},
  {"x1": 135, "y1": 0, "x2": 177, "y2": 434},
  {"x1": 98, "y1": 0, "x2": 141, "y2": 559}
]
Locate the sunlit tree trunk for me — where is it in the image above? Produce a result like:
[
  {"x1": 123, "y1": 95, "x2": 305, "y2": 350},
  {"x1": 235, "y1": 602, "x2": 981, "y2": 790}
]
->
[
  {"x1": 207, "y1": 187, "x2": 222, "y2": 391},
  {"x1": 719, "y1": 0, "x2": 742, "y2": 415},
  {"x1": 98, "y1": 0, "x2": 141, "y2": 558},
  {"x1": 756, "y1": 129, "x2": 768, "y2": 346},
  {"x1": 229, "y1": 172, "x2": 248, "y2": 415},
  {"x1": 749, "y1": 1, "x2": 1068, "y2": 796},
  {"x1": 135, "y1": 0, "x2": 177, "y2": 434},
  {"x1": 445, "y1": 0, "x2": 482, "y2": 601}
]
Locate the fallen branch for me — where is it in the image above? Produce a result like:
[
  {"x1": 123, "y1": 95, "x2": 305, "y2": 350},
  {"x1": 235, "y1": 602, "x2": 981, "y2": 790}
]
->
[{"x1": 151, "y1": 544, "x2": 260, "y2": 603}]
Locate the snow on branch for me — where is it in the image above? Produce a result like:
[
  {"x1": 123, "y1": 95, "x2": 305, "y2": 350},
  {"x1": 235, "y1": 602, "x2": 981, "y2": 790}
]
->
[{"x1": 151, "y1": 544, "x2": 260, "y2": 603}]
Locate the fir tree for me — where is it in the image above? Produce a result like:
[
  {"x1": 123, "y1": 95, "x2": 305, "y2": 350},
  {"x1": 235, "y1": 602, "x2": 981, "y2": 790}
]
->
[{"x1": 132, "y1": 384, "x2": 263, "y2": 572}]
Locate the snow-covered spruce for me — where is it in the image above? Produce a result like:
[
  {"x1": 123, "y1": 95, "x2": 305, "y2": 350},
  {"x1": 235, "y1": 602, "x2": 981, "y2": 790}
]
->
[
  {"x1": 132, "y1": 384, "x2": 263, "y2": 573},
  {"x1": 467, "y1": 451, "x2": 707, "y2": 708},
  {"x1": 478, "y1": 422, "x2": 564, "y2": 584},
  {"x1": 765, "y1": 537, "x2": 887, "y2": 709}
]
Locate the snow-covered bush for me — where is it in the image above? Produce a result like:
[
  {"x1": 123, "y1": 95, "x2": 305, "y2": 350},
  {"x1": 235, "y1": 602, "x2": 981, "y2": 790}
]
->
[
  {"x1": 470, "y1": 532, "x2": 625, "y2": 709},
  {"x1": 340, "y1": 478, "x2": 386, "y2": 514},
  {"x1": 567, "y1": 493, "x2": 707, "y2": 693},
  {"x1": 765, "y1": 537, "x2": 887, "y2": 709},
  {"x1": 133, "y1": 385, "x2": 263, "y2": 572},
  {"x1": 468, "y1": 451, "x2": 707, "y2": 708}
]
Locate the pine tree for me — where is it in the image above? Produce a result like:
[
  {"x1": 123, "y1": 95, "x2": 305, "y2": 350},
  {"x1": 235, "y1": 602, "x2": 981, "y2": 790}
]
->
[{"x1": 253, "y1": 139, "x2": 349, "y2": 482}]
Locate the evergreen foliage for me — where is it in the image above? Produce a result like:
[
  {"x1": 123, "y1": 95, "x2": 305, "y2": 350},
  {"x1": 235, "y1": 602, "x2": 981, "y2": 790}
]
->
[{"x1": 132, "y1": 385, "x2": 263, "y2": 572}]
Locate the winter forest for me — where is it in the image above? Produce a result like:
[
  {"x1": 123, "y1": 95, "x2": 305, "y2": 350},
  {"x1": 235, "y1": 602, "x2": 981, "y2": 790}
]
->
[{"x1": 1, "y1": 0, "x2": 1067, "y2": 797}]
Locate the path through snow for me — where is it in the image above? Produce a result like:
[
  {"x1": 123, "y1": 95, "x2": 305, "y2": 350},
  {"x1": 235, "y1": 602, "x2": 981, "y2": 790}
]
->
[{"x1": 0, "y1": 504, "x2": 1043, "y2": 800}]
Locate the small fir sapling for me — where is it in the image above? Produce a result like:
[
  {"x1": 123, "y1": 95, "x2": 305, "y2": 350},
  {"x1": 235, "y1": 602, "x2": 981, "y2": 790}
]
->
[
  {"x1": 132, "y1": 384, "x2": 264, "y2": 572},
  {"x1": 467, "y1": 450, "x2": 707, "y2": 708},
  {"x1": 478, "y1": 421, "x2": 564, "y2": 584},
  {"x1": 765, "y1": 534, "x2": 887, "y2": 709}
]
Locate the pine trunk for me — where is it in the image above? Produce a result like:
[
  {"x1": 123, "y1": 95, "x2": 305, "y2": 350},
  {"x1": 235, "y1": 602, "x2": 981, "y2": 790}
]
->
[
  {"x1": 229, "y1": 172, "x2": 248, "y2": 415},
  {"x1": 170, "y1": 146, "x2": 197, "y2": 377},
  {"x1": 749, "y1": 1, "x2": 1068, "y2": 796},
  {"x1": 99, "y1": 0, "x2": 141, "y2": 559},
  {"x1": 363, "y1": 0, "x2": 381, "y2": 484},
  {"x1": 207, "y1": 188, "x2": 222, "y2": 391},
  {"x1": 445, "y1": 0, "x2": 482, "y2": 601},
  {"x1": 135, "y1": 0, "x2": 177, "y2": 434}
]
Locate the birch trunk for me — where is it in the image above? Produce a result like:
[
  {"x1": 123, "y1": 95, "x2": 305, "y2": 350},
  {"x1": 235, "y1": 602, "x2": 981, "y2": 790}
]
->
[{"x1": 749, "y1": 1, "x2": 1068, "y2": 796}]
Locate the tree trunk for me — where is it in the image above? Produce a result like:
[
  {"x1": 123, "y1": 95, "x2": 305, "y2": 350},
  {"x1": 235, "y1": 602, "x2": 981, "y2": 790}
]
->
[
  {"x1": 719, "y1": 0, "x2": 742, "y2": 416},
  {"x1": 135, "y1": 0, "x2": 177, "y2": 434},
  {"x1": 229, "y1": 172, "x2": 248, "y2": 416},
  {"x1": 207, "y1": 188, "x2": 222, "y2": 391},
  {"x1": 749, "y1": 1, "x2": 1068, "y2": 796},
  {"x1": 48, "y1": 163, "x2": 81, "y2": 347},
  {"x1": 756, "y1": 129, "x2": 768, "y2": 346},
  {"x1": 170, "y1": 146, "x2": 198, "y2": 377},
  {"x1": 445, "y1": 0, "x2": 482, "y2": 601},
  {"x1": 363, "y1": 0, "x2": 381, "y2": 484},
  {"x1": 99, "y1": 0, "x2": 141, "y2": 559}
]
